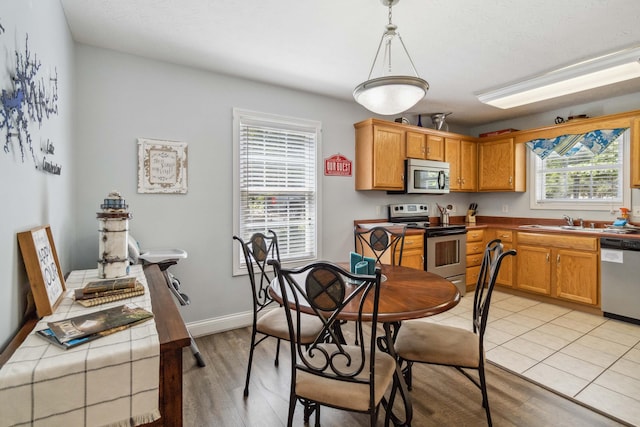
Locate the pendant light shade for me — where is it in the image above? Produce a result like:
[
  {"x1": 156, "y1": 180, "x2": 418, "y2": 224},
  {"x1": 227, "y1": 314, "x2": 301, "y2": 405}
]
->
[{"x1": 354, "y1": 0, "x2": 428, "y2": 115}]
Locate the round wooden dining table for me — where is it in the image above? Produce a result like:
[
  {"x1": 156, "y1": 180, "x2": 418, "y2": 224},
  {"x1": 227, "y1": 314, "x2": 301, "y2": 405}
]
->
[
  {"x1": 269, "y1": 262, "x2": 461, "y2": 426},
  {"x1": 270, "y1": 263, "x2": 461, "y2": 322}
]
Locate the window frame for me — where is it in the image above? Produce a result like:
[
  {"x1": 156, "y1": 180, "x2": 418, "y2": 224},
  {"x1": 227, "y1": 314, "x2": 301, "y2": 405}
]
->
[
  {"x1": 529, "y1": 129, "x2": 630, "y2": 211},
  {"x1": 232, "y1": 108, "x2": 322, "y2": 276}
]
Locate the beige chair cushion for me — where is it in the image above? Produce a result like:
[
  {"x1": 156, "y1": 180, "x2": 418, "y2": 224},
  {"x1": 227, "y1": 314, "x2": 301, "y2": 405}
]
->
[
  {"x1": 256, "y1": 306, "x2": 323, "y2": 344},
  {"x1": 394, "y1": 320, "x2": 480, "y2": 368},
  {"x1": 295, "y1": 345, "x2": 396, "y2": 412}
]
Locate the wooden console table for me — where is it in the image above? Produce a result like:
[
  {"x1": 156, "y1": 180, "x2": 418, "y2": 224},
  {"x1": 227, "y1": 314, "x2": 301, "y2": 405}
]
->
[{"x1": 0, "y1": 264, "x2": 191, "y2": 426}]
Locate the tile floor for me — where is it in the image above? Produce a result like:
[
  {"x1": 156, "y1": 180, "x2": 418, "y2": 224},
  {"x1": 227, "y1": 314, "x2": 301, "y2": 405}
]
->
[{"x1": 420, "y1": 290, "x2": 640, "y2": 426}]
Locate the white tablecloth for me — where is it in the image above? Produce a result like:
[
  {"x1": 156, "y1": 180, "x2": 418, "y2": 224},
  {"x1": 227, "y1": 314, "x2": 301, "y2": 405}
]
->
[{"x1": 0, "y1": 265, "x2": 160, "y2": 427}]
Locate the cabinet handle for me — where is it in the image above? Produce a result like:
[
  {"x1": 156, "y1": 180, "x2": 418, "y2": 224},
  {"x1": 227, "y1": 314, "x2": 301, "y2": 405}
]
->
[
  {"x1": 426, "y1": 147, "x2": 430, "y2": 156},
  {"x1": 509, "y1": 176, "x2": 513, "y2": 185},
  {"x1": 557, "y1": 254, "x2": 560, "y2": 265},
  {"x1": 546, "y1": 253, "x2": 550, "y2": 263}
]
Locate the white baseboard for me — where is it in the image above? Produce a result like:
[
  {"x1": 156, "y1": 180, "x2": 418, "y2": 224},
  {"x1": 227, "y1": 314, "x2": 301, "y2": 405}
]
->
[{"x1": 185, "y1": 310, "x2": 253, "y2": 338}]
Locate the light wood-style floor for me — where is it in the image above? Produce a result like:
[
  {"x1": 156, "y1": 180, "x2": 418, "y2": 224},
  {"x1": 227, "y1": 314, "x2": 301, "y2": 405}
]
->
[{"x1": 183, "y1": 326, "x2": 626, "y2": 426}]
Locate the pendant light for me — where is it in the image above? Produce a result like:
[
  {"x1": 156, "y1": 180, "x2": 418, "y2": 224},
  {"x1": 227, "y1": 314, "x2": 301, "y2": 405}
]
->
[{"x1": 353, "y1": 0, "x2": 429, "y2": 116}]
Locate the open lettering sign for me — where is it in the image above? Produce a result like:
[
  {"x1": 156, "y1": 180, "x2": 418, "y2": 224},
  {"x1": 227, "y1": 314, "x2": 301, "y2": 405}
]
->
[{"x1": 18, "y1": 225, "x2": 66, "y2": 317}]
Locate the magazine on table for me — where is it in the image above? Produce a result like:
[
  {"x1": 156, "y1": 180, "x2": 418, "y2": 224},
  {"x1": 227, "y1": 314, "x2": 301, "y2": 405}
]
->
[{"x1": 37, "y1": 303, "x2": 153, "y2": 348}]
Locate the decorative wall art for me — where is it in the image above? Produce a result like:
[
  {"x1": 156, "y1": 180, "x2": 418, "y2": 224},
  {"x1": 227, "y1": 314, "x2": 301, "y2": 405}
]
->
[
  {"x1": 0, "y1": 31, "x2": 61, "y2": 174},
  {"x1": 17, "y1": 225, "x2": 66, "y2": 317},
  {"x1": 137, "y1": 138, "x2": 188, "y2": 194}
]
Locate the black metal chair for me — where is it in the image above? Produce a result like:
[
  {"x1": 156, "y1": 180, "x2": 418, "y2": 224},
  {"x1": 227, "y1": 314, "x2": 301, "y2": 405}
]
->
[
  {"x1": 269, "y1": 260, "x2": 396, "y2": 427},
  {"x1": 393, "y1": 239, "x2": 516, "y2": 427},
  {"x1": 354, "y1": 225, "x2": 407, "y2": 266},
  {"x1": 233, "y1": 230, "x2": 323, "y2": 397}
]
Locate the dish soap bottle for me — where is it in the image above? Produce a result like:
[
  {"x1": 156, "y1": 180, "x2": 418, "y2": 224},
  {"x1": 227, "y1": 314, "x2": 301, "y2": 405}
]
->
[{"x1": 620, "y1": 207, "x2": 630, "y2": 220}]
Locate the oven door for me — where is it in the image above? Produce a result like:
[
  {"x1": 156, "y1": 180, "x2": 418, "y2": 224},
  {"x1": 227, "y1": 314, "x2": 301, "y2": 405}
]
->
[{"x1": 425, "y1": 233, "x2": 467, "y2": 281}]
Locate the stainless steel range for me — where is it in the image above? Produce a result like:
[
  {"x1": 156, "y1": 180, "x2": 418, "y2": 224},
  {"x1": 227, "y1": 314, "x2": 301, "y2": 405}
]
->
[{"x1": 388, "y1": 203, "x2": 467, "y2": 295}]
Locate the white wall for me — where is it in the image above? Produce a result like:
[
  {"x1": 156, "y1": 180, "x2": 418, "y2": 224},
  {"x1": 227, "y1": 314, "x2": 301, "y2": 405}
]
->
[
  {"x1": 72, "y1": 45, "x2": 396, "y2": 326},
  {"x1": 0, "y1": 1, "x2": 75, "y2": 347}
]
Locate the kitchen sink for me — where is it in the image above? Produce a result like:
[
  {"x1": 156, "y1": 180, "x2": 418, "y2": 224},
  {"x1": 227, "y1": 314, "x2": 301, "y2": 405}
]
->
[{"x1": 518, "y1": 224, "x2": 605, "y2": 233}]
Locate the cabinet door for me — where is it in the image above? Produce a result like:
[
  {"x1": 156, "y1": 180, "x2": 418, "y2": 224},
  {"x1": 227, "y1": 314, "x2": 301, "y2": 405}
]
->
[
  {"x1": 372, "y1": 125, "x2": 406, "y2": 189},
  {"x1": 478, "y1": 138, "x2": 515, "y2": 191},
  {"x1": 426, "y1": 135, "x2": 445, "y2": 161},
  {"x1": 406, "y1": 132, "x2": 426, "y2": 159},
  {"x1": 394, "y1": 234, "x2": 424, "y2": 270},
  {"x1": 632, "y1": 118, "x2": 640, "y2": 188},
  {"x1": 445, "y1": 138, "x2": 461, "y2": 191},
  {"x1": 459, "y1": 139, "x2": 477, "y2": 191},
  {"x1": 555, "y1": 249, "x2": 598, "y2": 305},
  {"x1": 496, "y1": 242, "x2": 515, "y2": 287},
  {"x1": 516, "y1": 245, "x2": 551, "y2": 295}
]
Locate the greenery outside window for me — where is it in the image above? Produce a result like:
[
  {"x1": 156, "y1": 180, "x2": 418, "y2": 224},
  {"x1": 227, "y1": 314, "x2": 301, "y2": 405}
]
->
[
  {"x1": 530, "y1": 130, "x2": 629, "y2": 211},
  {"x1": 233, "y1": 108, "x2": 321, "y2": 275}
]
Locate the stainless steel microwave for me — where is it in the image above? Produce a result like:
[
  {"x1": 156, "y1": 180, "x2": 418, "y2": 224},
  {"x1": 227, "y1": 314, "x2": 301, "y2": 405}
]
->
[{"x1": 405, "y1": 159, "x2": 450, "y2": 194}]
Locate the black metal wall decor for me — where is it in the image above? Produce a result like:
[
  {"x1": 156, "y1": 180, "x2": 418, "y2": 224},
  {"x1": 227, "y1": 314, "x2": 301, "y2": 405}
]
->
[{"x1": 0, "y1": 32, "x2": 61, "y2": 174}]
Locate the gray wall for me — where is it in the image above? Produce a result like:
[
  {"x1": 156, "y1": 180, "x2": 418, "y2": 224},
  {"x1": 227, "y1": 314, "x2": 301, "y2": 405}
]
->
[
  {"x1": 0, "y1": 1, "x2": 75, "y2": 347},
  {"x1": 2, "y1": 1, "x2": 640, "y2": 346}
]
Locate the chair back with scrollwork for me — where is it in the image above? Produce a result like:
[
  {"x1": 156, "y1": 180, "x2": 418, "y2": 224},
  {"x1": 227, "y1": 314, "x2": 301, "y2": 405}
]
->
[
  {"x1": 473, "y1": 239, "x2": 517, "y2": 344},
  {"x1": 233, "y1": 230, "x2": 281, "y2": 315},
  {"x1": 354, "y1": 225, "x2": 406, "y2": 266},
  {"x1": 269, "y1": 259, "x2": 390, "y2": 424}
]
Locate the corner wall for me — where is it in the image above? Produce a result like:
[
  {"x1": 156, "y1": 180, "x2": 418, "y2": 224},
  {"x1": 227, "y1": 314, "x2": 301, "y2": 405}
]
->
[{"x1": 0, "y1": 1, "x2": 75, "y2": 346}]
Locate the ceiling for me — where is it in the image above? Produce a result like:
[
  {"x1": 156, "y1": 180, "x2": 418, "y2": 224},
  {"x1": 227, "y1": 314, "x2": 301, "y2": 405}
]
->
[{"x1": 59, "y1": 0, "x2": 640, "y2": 127}]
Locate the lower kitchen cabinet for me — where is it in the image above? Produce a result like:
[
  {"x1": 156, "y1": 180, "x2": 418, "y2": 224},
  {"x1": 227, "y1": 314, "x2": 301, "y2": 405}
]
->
[
  {"x1": 395, "y1": 233, "x2": 424, "y2": 270},
  {"x1": 494, "y1": 229, "x2": 515, "y2": 287},
  {"x1": 516, "y1": 232, "x2": 599, "y2": 306},
  {"x1": 465, "y1": 228, "x2": 485, "y2": 289}
]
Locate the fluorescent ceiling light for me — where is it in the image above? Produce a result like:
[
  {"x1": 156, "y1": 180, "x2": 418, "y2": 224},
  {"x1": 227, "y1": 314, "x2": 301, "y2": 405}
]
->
[{"x1": 476, "y1": 47, "x2": 640, "y2": 109}]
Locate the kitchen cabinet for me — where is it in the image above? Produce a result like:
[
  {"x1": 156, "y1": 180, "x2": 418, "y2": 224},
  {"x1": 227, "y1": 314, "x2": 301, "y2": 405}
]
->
[
  {"x1": 632, "y1": 118, "x2": 640, "y2": 187},
  {"x1": 516, "y1": 232, "x2": 599, "y2": 306},
  {"x1": 394, "y1": 233, "x2": 424, "y2": 270},
  {"x1": 493, "y1": 229, "x2": 515, "y2": 287},
  {"x1": 477, "y1": 137, "x2": 526, "y2": 192},
  {"x1": 465, "y1": 228, "x2": 485, "y2": 289},
  {"x1": 445, "y1": 137, "x2": 477, "y2": 192},
  {"x1": 355, "y1": 120, "x2": 406, "y2": 190},
  {"x1": 407, "y1": 132, "x2": 445, "y2": 161}
]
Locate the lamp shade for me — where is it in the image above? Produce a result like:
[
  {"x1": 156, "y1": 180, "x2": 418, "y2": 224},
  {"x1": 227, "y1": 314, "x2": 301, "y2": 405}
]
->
[{"x1": 353, "y1": 76, "x2": 429, "y2": 116}]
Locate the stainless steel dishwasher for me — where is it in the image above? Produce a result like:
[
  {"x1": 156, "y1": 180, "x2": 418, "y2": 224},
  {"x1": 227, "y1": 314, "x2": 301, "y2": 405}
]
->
[{"x1": 600, "y1": 237, "x2": 640, "y2": 324}]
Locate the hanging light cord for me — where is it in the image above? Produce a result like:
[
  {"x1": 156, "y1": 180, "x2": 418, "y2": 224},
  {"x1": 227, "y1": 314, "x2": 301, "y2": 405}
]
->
[{"x1": 366, "y1": 2, "x2": 421, "y2": 79}]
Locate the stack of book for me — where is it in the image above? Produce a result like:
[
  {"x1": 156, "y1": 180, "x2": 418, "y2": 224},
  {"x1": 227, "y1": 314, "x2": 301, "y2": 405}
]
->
[
  {"x1": 37, "y1": 303, "x2": 154, "y2": 349},
  {"x1": 74, "y1": 277, "x2": 145, "y2": 307}
]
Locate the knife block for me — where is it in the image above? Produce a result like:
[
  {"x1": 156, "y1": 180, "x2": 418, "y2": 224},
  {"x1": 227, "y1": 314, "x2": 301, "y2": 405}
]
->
[{"x1": 466, "y1": 211, "x2": 476, "y2": 224}]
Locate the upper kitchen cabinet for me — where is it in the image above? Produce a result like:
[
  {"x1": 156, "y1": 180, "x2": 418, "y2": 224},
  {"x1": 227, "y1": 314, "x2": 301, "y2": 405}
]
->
[
  {"x1": 445, "y1": 137, "x2": 477, "y2": 192},
  {"x1": 406, "y1": 132, "x2": 444, "y2": 161},
  {"x1": 354, "y1": 119, "x2": 406, "y2": 190},
  {"x1": 477, "y1": 137, "x2": 526, "y2": 192},
  {"x1": 632, "y1": 118, "x2": 640, "y2": 187}
]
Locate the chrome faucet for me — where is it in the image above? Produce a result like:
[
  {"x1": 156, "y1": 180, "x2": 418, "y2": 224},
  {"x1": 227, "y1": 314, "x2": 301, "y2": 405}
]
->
[{"x1": 562, "y1": 215, "x2": 573, "y2": 226}]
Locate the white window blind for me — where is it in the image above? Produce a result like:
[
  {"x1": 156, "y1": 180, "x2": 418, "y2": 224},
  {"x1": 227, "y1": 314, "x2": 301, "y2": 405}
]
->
[
  {"x1": 233, "y1": 109, "x2": 320, "y2": 272},
  {"x1": 533, "y1": 131, "x2": 626, "y2": 208}
]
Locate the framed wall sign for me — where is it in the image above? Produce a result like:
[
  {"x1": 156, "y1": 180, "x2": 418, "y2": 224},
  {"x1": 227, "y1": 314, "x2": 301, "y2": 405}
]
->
[
  {"x1": 17, "y1": 225, "x2": 66, "y2": 317},
  {"x1": 137, "y1": 138, "x2": 188, "y2": 194}
]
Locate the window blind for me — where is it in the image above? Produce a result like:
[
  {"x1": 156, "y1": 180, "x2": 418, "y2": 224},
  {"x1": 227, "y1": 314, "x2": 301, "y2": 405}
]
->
[
  {"x1": 238, "y1": 116, "x2": 318, "y2": 264},
  {"x1": 534, "y1": 133, "x2": 623, "y2": 203}
]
